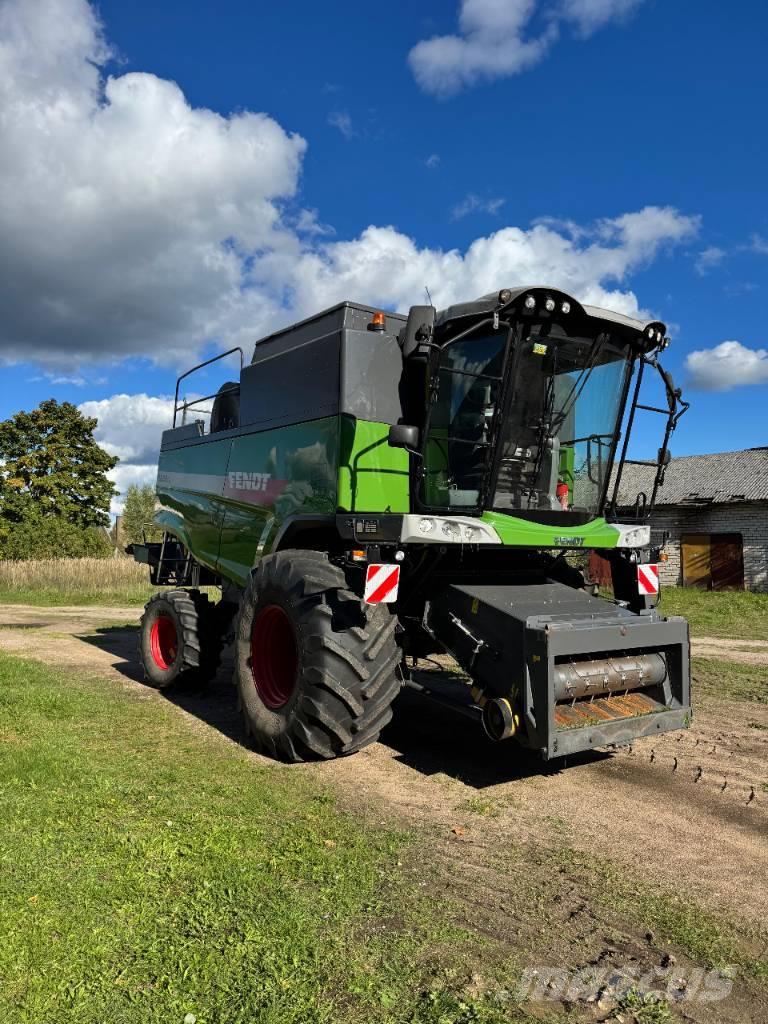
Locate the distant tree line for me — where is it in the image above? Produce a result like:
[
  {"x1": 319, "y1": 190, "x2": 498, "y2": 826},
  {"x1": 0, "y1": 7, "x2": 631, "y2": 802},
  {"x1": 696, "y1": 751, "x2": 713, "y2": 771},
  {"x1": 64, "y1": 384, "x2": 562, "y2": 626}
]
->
[{"x1": 0, "y1": 399, "x2": 125, "y2": 560}]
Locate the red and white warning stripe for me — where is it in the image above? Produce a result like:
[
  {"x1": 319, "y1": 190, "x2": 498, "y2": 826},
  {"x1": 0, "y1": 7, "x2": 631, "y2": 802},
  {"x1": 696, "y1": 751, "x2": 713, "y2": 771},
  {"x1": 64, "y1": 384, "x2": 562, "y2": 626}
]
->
[
  {"x1": 363, "y1": 563, "x2": 400, "y2": 604},
  {"x1": 637, "y1": 563, "x2": 660, "y2": 596}
]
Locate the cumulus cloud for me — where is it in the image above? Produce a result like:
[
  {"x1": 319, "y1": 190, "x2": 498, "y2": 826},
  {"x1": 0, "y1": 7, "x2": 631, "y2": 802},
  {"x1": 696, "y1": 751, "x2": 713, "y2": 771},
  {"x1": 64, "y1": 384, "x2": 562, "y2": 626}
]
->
[
  {"x1": 78, "y1": 393, "x2": 174, "y2": 465},
  {"x1": 262, "y1": 206, "x2": 698, "y2": 323},
  {"x1": 0, "y1": 0, "x2": 697, "y2": 375},
  {"x1": 685, "y1": 341, "x2": 768, "y2": 392},
  {"x1": 0, "y1": 0, "x2": 306, "y2": 367},
  {"x1": 408, "y1": 0, "x2": 646, "y2": 96},
  {"x1": 78, "y1": 393, "x2": 173, "y2": 509}
]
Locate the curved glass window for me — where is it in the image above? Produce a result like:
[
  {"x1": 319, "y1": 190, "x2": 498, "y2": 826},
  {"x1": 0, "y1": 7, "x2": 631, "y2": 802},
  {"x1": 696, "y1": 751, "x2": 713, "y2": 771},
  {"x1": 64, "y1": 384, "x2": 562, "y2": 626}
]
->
[{"x1": 420, "y1": 324, "x2": 631, "y2": 518}]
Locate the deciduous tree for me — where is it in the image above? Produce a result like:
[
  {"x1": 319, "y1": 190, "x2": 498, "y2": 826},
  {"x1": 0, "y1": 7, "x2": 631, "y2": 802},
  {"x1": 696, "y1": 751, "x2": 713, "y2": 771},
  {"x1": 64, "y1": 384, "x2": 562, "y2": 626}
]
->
[{"x1": 0, "y1": 399, "x2": 117, "y2": 532}]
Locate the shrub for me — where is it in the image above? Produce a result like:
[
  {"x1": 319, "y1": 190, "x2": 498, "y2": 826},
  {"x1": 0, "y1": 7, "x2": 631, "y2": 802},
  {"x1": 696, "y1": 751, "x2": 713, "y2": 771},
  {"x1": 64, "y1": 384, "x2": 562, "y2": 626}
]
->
[{"x1": 0, "y1": 518, "x2": 113, "y2": 560}]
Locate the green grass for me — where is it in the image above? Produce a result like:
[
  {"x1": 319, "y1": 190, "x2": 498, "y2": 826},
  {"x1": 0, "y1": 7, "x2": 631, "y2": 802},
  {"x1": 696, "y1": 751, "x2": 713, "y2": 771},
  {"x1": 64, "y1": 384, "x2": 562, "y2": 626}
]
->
[
  {"x1": 0, "y1": 581, "x2": 156, "y2": 606},
  {"x1": 617, "y1": 989, "x2": 675, "y2": 1024},
  {"x1": 657, "y1": 587, "x2": 768, "y2": 641},
  {"x1": 692, "y1": 658, "x2": 768, "y2": 705},
  {"x1": 0, "y1": 651, "x2": 541, "y2": 1024}
]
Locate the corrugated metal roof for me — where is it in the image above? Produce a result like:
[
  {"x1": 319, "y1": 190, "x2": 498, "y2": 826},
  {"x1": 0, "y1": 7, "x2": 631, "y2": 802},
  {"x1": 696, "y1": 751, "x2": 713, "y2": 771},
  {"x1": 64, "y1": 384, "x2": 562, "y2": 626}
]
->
[{"x1": 615, "y1": 447, "x2": 768, "y2": 507}]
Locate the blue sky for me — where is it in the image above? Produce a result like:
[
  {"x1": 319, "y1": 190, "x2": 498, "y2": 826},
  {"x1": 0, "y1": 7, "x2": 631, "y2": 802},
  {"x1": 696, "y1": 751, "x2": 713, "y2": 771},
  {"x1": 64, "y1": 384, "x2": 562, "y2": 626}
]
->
[{"x1": 0, "y1": 0, "x2": 766, "y2": 505}]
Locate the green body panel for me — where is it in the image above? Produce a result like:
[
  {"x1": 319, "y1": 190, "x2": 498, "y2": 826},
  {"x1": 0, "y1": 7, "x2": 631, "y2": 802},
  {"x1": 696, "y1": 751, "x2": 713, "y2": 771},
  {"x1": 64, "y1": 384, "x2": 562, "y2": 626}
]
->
[
  {"x1": 155, "y1": 413, "x2": 622, "y2": 586},
  {"x1": 218, "y1": 418, "x2": 338, "y2": 584},
  {"x1": 156, "y1": 417, "x2": 339, "y2": 586},
  {"x1": 154, "y1": 509, "x2": 193, "y2": 552},
  {"x1": 337, "y1": 416, "x2": 410, "y2": 513},
  {"x1": 482, "y1": 511, "x2": 621, "y2": 548},
  {"x1": 558, "y1": 446, "x2": 575, "y2": 504},
  {"x1": 156, "y1": 436, "x2": 232, "y2": 573}
]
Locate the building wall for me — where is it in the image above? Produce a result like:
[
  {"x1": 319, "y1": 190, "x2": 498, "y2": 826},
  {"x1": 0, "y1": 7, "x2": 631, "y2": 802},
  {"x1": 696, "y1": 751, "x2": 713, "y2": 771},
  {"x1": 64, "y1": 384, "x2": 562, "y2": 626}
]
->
[{"x1": 651, "y1": 501, "x2": 768, "y2": 592}]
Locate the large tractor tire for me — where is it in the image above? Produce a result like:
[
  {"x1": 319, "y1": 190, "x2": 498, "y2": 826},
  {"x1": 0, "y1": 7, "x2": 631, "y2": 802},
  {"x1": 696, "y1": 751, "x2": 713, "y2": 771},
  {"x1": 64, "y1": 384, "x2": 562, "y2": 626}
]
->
[
  {"x1": 139, "y1": 589, "x2": 222, "y2": 689},
  {"x1": 235, "y1": 550, "x2": 401, "y2": 761}
]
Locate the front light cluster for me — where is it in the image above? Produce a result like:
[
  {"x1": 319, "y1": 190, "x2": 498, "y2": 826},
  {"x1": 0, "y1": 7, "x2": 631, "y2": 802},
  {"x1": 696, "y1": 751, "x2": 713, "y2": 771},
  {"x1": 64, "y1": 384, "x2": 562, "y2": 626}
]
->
[
  {"x1": 524, "y1": 294, "x2": 570, "y2": 315},
  {"x1": 623, "y1": 528, "x2": 645, "y2": 546},
  {"x1": 418, "y1": 517, "x2": 478, "y2": 542},
  {"x1": 616, "y1": 523, "x2": 651, "y2": 548},
  {"x1": 646, "y1": 326, "x2": 666, "y2": 346}
]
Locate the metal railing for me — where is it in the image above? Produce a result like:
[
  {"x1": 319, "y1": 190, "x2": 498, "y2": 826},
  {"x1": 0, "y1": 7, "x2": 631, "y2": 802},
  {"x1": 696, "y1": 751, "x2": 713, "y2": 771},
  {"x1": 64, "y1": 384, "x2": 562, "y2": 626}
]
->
[{"x1": 172, "y1": 347, "x2": 244, "y2": 428}]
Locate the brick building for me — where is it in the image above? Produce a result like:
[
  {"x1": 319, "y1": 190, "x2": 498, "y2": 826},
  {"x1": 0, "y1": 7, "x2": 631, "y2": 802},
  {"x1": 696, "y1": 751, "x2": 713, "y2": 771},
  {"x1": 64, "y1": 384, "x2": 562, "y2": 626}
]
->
[{"x1": 615, "y1": 447, "x2": 768, "y2": 592}]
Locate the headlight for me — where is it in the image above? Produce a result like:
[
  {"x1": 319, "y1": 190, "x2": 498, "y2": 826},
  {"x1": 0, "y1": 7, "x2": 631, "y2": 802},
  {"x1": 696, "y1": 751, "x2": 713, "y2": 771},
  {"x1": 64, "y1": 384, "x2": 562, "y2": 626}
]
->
[{"x1": 418, "y1": 518, "x2": 434, "y2": 534}]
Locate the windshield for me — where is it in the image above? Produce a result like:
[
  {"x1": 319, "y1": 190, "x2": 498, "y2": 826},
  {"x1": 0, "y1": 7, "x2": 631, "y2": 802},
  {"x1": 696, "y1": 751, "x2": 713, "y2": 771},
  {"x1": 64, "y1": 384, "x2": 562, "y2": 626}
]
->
[{"x1": 420, "y1": 325, "x2": 631, "y2": 517}]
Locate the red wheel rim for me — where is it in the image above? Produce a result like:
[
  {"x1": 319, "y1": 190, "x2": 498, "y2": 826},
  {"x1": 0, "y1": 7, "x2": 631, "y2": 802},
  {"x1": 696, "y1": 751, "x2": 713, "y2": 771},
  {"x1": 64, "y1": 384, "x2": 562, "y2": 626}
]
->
[
  {"x1": 150, "y1": 614, "x2": 178, "y2": 670},
  {"x1": 250, "y1": 604, "x2": 298, "y2": 709}
]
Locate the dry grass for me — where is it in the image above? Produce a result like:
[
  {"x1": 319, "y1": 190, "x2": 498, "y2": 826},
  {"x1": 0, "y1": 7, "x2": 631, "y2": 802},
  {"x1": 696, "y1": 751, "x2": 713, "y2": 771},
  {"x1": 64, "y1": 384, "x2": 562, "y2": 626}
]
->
[{"x1": 0, "y1": 557, "x2": 156, "y2": 606}]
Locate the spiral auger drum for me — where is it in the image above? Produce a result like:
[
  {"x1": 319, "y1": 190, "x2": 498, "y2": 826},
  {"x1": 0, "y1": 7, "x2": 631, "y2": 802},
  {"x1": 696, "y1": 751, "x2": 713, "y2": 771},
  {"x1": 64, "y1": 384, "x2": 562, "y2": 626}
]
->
[{"x1": 131, "y1": 285, "x2": 692, "y2": 764}]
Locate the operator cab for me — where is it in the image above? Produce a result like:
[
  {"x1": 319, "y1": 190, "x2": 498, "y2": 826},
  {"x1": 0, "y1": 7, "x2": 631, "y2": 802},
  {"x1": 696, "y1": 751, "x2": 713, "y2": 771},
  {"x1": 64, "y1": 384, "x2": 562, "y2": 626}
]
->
[{"x1": 395, "y1": 286, "x2": 673, "y2": 527}]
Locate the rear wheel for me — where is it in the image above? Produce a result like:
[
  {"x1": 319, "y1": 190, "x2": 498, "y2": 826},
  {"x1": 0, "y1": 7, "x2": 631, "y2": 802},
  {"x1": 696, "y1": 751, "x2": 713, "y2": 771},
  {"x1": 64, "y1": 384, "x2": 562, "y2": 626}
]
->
[
  {"x1": 139, "y1": 589, "x2": 221, "y2": 689},
  {"x1": 235, "y1": 550, "x2": 401, "y2": 761}
]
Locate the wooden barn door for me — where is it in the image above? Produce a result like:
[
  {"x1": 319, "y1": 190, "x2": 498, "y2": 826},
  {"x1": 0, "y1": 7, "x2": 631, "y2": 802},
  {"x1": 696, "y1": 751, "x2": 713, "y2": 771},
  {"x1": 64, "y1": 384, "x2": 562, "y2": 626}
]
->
[
  {"x1": 681, "y1": 534, "x2": 711, "y2": 589},
  {"x1": 682, "y1": 533, "x2": 744, "y2": 590},
  {"x1": 711, "y1": 534, "x2": 744, "y2": 590}
]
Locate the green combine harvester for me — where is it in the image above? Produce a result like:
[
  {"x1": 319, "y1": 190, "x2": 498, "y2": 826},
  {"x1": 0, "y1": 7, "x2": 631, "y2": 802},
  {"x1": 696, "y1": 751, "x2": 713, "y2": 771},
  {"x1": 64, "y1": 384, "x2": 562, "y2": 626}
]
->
[{"x1": 131, "y1": 286, "x2": 691, "y2": 763}]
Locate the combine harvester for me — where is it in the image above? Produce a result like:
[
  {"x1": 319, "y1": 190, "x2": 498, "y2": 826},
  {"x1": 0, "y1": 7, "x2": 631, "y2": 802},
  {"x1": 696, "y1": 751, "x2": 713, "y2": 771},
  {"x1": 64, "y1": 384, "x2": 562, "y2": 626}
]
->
[{"x1": 131, "y1": 287, "x2": 691, "y2": 762}]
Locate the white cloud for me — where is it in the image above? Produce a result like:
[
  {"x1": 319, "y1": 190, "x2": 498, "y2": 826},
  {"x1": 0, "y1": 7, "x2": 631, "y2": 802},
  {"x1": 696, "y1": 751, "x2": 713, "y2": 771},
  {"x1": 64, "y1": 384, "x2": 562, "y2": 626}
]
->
[
  {"x1": 451, "y1": 194, "x2": 506, "y2": 219},
  {"x1": 694, "y1": 245, "x2": 726, "y2": 276},
  {"x1": 685, "y1": 341, "x2": 768, "y2": 391},
  {"x1": 559, "y1": 0, "x2": 644, "y2": 35},
  {"x1": 108, "y1": 463, "x2": 159, "y2": 514},
  {"x1": 78, "y1": 392, "x2": 174, "y2": 512},
  {"x1": 327, "y1": 110, "x2": 354, "y2": 138},
  {"x1": 0, "y1": 0, "x2": 306, "y2": 368},
  {"x1": 262, "y1": 205, "x2": 698, "y2": 323},
  {"x1": 79, "y1": 393, "x2": 173, "y2": 466},
  {"x1": 0, "y1": 0, "x2": 698, "y2": 376},
  {"x1": 408, "y1": 0, "x2": 647, "y2": 96},
  {"x1": 425, "y1": 153, "x2": 441, "y2": 169},
  {"x1": 750, "y1": 234, "x2": 768, "y2": 256}
]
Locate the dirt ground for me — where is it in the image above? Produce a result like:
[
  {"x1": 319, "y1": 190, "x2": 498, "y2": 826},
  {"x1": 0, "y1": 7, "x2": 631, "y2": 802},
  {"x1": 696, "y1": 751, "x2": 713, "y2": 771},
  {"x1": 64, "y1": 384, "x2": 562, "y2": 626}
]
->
[{"x1": 1, "y1": 603, "x2": 766, "y2": 1023}]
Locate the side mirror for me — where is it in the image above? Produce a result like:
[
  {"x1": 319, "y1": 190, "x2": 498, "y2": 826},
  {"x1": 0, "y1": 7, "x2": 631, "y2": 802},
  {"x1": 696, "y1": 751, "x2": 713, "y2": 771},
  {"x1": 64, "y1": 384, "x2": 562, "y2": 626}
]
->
[
  {"x1": 658, "y1": 448, "x2": 672, "y2": 467},
  {"x1": 388, "y1": 424, "x2": 419, "y2": 450},
  {"x1": 399, "y1": 305, "x2": 435, "y2": 359}
]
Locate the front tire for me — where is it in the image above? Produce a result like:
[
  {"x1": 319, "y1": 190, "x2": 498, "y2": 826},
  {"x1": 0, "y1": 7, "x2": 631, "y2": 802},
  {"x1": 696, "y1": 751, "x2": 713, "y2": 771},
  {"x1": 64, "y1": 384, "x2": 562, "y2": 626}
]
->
[
  {"x1": 139, "y1": 589, "x2": 221, "y2": 689},
  {"x1": 235, "y1": 550, "x2": 401, "y2": 761}
]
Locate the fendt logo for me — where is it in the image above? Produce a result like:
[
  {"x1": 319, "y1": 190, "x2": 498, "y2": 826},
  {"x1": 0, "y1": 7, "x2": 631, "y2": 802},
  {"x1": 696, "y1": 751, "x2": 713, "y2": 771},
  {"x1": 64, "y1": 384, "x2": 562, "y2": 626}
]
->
[{"x1": 227, "y1": 471, "x2": 271, "y2": 492}]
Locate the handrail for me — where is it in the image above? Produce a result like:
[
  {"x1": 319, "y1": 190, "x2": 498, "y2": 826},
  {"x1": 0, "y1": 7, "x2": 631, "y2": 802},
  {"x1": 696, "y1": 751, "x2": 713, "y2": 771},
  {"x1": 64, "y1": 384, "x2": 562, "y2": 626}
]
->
[
  {"x1": 173, "y1": 348, "x2": 244, "y2": 428},
  {"x1": 608, "y1": 354, "x2": 689, "y2": 519}
]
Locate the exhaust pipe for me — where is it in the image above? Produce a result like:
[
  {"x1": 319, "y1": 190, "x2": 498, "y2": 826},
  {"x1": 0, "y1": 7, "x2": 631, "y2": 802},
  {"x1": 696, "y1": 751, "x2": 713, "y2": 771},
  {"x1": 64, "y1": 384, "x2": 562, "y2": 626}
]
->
[{"x1": 553, "y1": 653, "x2": 667, "y2": 702}]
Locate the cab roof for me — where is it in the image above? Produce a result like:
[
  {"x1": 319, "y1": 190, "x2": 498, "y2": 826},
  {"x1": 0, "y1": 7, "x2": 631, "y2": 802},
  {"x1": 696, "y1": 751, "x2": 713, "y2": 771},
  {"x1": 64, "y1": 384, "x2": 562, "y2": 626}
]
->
[{"x1": 434, "y1": 286, "x2": 667, "y2": 337}]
